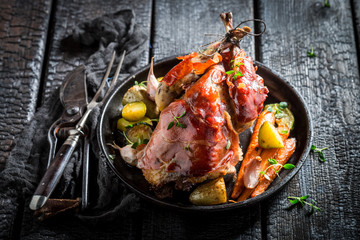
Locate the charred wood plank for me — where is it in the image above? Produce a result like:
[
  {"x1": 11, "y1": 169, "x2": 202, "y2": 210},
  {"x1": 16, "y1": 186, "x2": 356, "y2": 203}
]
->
[{"x1": 257, "y1": 0, "x2": 360, "y2": 239}]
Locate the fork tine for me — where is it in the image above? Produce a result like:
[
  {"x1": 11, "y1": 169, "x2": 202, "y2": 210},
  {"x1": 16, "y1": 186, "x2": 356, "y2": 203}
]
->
[
  {"x1": 109, "y1": 50, "x2": 126, "y2": 90},
  {"x1": 91, "y1": 50, "x2": 116, "y2": 102}
]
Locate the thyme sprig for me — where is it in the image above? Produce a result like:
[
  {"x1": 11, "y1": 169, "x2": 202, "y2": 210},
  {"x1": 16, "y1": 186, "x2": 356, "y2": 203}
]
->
[
  {"x1": 226, "y1": 62, "x2": 244, "y2": 80},
  {"x1": 307, "y1": 47, "x2": 316, "y2": 58},
  {"x1": 167, "y1": 111, "x2": 187, "y2": 130},
  {"x1": 287, "y1": 195, "x2": 322, "y2": 214},
  {"x1": 260, "y1": 158, "x2": 295, "y2": 180},
  {"x1": 311, "y1": 144, "x2": 328, "y2": 162},
  {"x1": 324, "y1": 0, "x2": 330, "y2": 7},
  {"x1": 134, "y1": 80, "x2": 147, "y2": 88}
]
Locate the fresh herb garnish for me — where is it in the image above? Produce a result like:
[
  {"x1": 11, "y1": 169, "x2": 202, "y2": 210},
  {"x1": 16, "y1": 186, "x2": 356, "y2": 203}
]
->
[
  {"x1": 225, "y1": 140, "x2": 231, "y2": 150},
  {"x1": 267, "y1": 106, "x2": 273, "y2": 112},
  {"x1": 167, "y1": 111, "x2": 187, "y2": 130},
  {"x1": 281, "y1": 130, "x2": 289, "y2": 134},
  {"x1": 122, "y1": 131, "x2": 149, "y2": 149},
  {"x1": 131, "y1": 138, "x2": 149, "y2": 149},
  {"x1": 279, "y1": 102, "x2": 288, "y2": 109},
  {"x1": 311, "y1": 144, "x2": 328, "y2": 162},
  {"x1": 108, "y1": 154, "x2": 115, "y2": 160},
  {"x1": 307, "y1": 47, "x2": 316, "y2": 58},
  {"x1": 134, "y1": 80, "x2": 147, "y2": 88},
  {"x1": 185, "y1": 143, "x2": 191, "y2": 151},
  {"x1": 324, "y1": 0, "x2": 330, "y2": 7},
  {"x1": 226, "y1": 62, "x2": 244, "y2": 80},
  {"x1": 260, "y1": 158, "x2": 295, "y2": 180},
  {"x1": 287, "y1": 195, "x2": 322, "y2": 214}
]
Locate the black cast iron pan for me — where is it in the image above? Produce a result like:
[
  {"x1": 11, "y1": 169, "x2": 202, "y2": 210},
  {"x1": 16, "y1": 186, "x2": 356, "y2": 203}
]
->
[{"x1": 98, "y1": 56, "x2": 313, "y2": 212}]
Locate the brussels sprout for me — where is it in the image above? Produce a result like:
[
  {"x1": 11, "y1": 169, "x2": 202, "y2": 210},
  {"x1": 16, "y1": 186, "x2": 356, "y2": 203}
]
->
[
  {"x1": 125, "y1": 123, "x2": 153, "y2": 145},
  {"x1": 265, "y1": 103, "x2": 294, "y2": 130}
]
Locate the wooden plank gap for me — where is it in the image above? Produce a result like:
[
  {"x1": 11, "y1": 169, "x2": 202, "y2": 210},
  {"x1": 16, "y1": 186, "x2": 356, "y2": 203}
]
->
[
  {"x1": 254, "y1": 0, "x2": 263, "y2": 62},
  {"x1": 36, "y1": 0, "x2": 56, "y2": 109},
  {"x1": 350, "y1": 0, "x2": 360, "y2": 79},
  {"x1": 149, "y1": 0, "x2": 155, "y2": 62}
]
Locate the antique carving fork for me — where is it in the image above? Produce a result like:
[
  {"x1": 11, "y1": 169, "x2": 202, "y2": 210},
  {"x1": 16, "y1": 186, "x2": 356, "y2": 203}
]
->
[{"x1": 30, "y1": 51, "x2": 126, "y2": 211}]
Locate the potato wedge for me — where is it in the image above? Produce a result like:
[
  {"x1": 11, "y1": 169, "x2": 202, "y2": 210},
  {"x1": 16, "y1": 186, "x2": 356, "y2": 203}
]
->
[
  {"x1": 189, "y1": 177, "x2": 227, "y2": 205},
  {"x1": 258, "y1": 121, "x2": 284, "y2": 149}
]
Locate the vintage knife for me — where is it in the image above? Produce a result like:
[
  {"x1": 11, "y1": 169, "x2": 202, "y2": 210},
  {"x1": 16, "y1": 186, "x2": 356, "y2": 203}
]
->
[{"x1": 30, "y1": 66, "x2": 88, "y2": 211}]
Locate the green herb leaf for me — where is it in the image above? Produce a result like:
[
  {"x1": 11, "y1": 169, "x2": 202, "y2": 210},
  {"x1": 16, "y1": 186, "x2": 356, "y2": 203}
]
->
[
  {"x1": 279, "y1": 102, "x2": 288, "y2": 109},
  {"x1": 288, "y1": 198, "x2": 299, "y2": 204},
  {"x1": 267, "y1": 106, "x2": 273, "y2": 112},
  {"x1": 287, "y1": 195, "x2": 321, "y2": 214},
  {"x1": 307, "y1": 47, "x2": 316, "y2": 58},
  {"x1": 283, "y1": 163, "x2": 295, "y2": 170},
  {"x1": 311, "y1": 144, "x2": 328, "y2": 162},
  {"x1": 179, "y1": 123, "x2": 187, "y2": 128},
  {"x1": 177, "y1": 111, "x2": 186, "y2": 118},
  {"x1": 281, "y1": 130, "x2": 289, "y2": 134},
  {"x1": 268, "y1": 158, "x2": 277, "y2": 165},
  {"x1": 135, "y1": 80, "x2": 147, "y2": 88},
  {"x1": 324, "y1": 0, "x2": 330, "y2": 7},
  {"x1": 225, "y1": 140, "x2": 231, "y2": 150},
  {"x1": 300, "y1": 195, "x2": 309, "y2": 200},
  {"x1": 108, "y1": 154, "x2": 115, "y2": 160},
  {"x1": 226, "y1": 70, "x2": 234, "y2": 75},
  {"x1": 167, "y1": 121, "x2": 174, "y2": 130}
]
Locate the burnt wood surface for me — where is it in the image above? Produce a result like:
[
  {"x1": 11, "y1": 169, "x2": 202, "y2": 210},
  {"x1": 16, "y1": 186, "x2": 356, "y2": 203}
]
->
[
  {"x1": 0, "y1": 0, "x2": 51, "y2": 170},
  {"x1": 258, "y1": 0, "x2": 360, "y2": 239},
  {"x1": 0, "y1": 0, "x2": 359, "y2": 239}
]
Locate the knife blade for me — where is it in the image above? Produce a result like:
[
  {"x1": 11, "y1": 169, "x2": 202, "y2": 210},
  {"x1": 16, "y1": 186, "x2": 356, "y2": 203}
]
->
[{"x1": 30, "y1": 66, "x2": 88, "y2": 211}]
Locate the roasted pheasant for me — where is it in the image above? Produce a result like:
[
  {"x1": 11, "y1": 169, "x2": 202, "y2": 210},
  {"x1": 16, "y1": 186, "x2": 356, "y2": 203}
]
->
[{"x1": 134, "y1": 12, "x2": 268, "y2": 192}]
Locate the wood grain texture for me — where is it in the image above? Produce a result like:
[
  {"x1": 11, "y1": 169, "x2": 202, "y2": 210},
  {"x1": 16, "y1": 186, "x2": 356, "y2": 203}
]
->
[
  {"x1": 41, "y1": 0, "x2": 152, "y2": 101},
  {"x1": 141, "y1": 1, "x2": 262, "y2": 239},
  {"x1": 258, "y1": 0, "x2": 360, "y2": 239},
  {"x1": 151, "y1": 0, "x2": 256, "y2": 59},
  {"x1": 19, "y1": 0, "x2": 152, "y2": 239},
  {"x1": 0, "y1": 0, "x2": 51, "y2": 170}
]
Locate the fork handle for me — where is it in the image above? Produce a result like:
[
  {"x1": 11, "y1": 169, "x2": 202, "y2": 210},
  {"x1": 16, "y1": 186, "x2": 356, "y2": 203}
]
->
[{"x1": 30, "y1": 132, "x2": 81, "y2": 210}]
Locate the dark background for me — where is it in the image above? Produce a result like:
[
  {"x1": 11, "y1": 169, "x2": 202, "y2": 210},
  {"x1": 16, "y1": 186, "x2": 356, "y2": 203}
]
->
[{"x1": 0, "y1": 0, "x2": 359, "y2": 239}]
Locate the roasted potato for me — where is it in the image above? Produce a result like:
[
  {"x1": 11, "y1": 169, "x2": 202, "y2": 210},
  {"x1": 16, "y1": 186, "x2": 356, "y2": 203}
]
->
[
  {"x1": 122, "y1": 101, "x2": 147, "y2": 121},
  {"x1": 122, "y1": 85, "x2": 160, "y2": 119},
  {"x1": 189, "y1": 177, "x2": 227, "y2": 205}
]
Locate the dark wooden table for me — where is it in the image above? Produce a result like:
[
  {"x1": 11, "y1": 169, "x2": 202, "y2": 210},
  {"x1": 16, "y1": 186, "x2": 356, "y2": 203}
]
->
[{"x1": 1, "y1": 0, "x2": 360, "y2": 239}]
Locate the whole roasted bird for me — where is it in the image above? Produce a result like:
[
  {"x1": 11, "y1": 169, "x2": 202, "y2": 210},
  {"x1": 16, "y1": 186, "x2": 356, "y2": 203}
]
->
[{"x1": 134, "y1": 12, "x2": 268, "y2": 194}]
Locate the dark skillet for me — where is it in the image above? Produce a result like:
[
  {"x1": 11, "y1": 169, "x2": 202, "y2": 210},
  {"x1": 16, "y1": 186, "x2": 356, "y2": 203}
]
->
[{"x1": 98, "y1": 56, "x2": 313, "y2": 212}]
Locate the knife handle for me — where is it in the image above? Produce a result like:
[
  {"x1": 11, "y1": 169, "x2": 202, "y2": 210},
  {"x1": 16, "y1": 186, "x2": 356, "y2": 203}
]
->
[{"x1": 30, "y1": 132, "x2": 81, "y2": 210}]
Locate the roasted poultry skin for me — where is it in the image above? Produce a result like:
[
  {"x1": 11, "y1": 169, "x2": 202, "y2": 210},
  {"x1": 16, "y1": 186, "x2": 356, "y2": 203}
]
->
[{"x1": 136, "y1": 12, "x2": 268, "y2": 192}]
